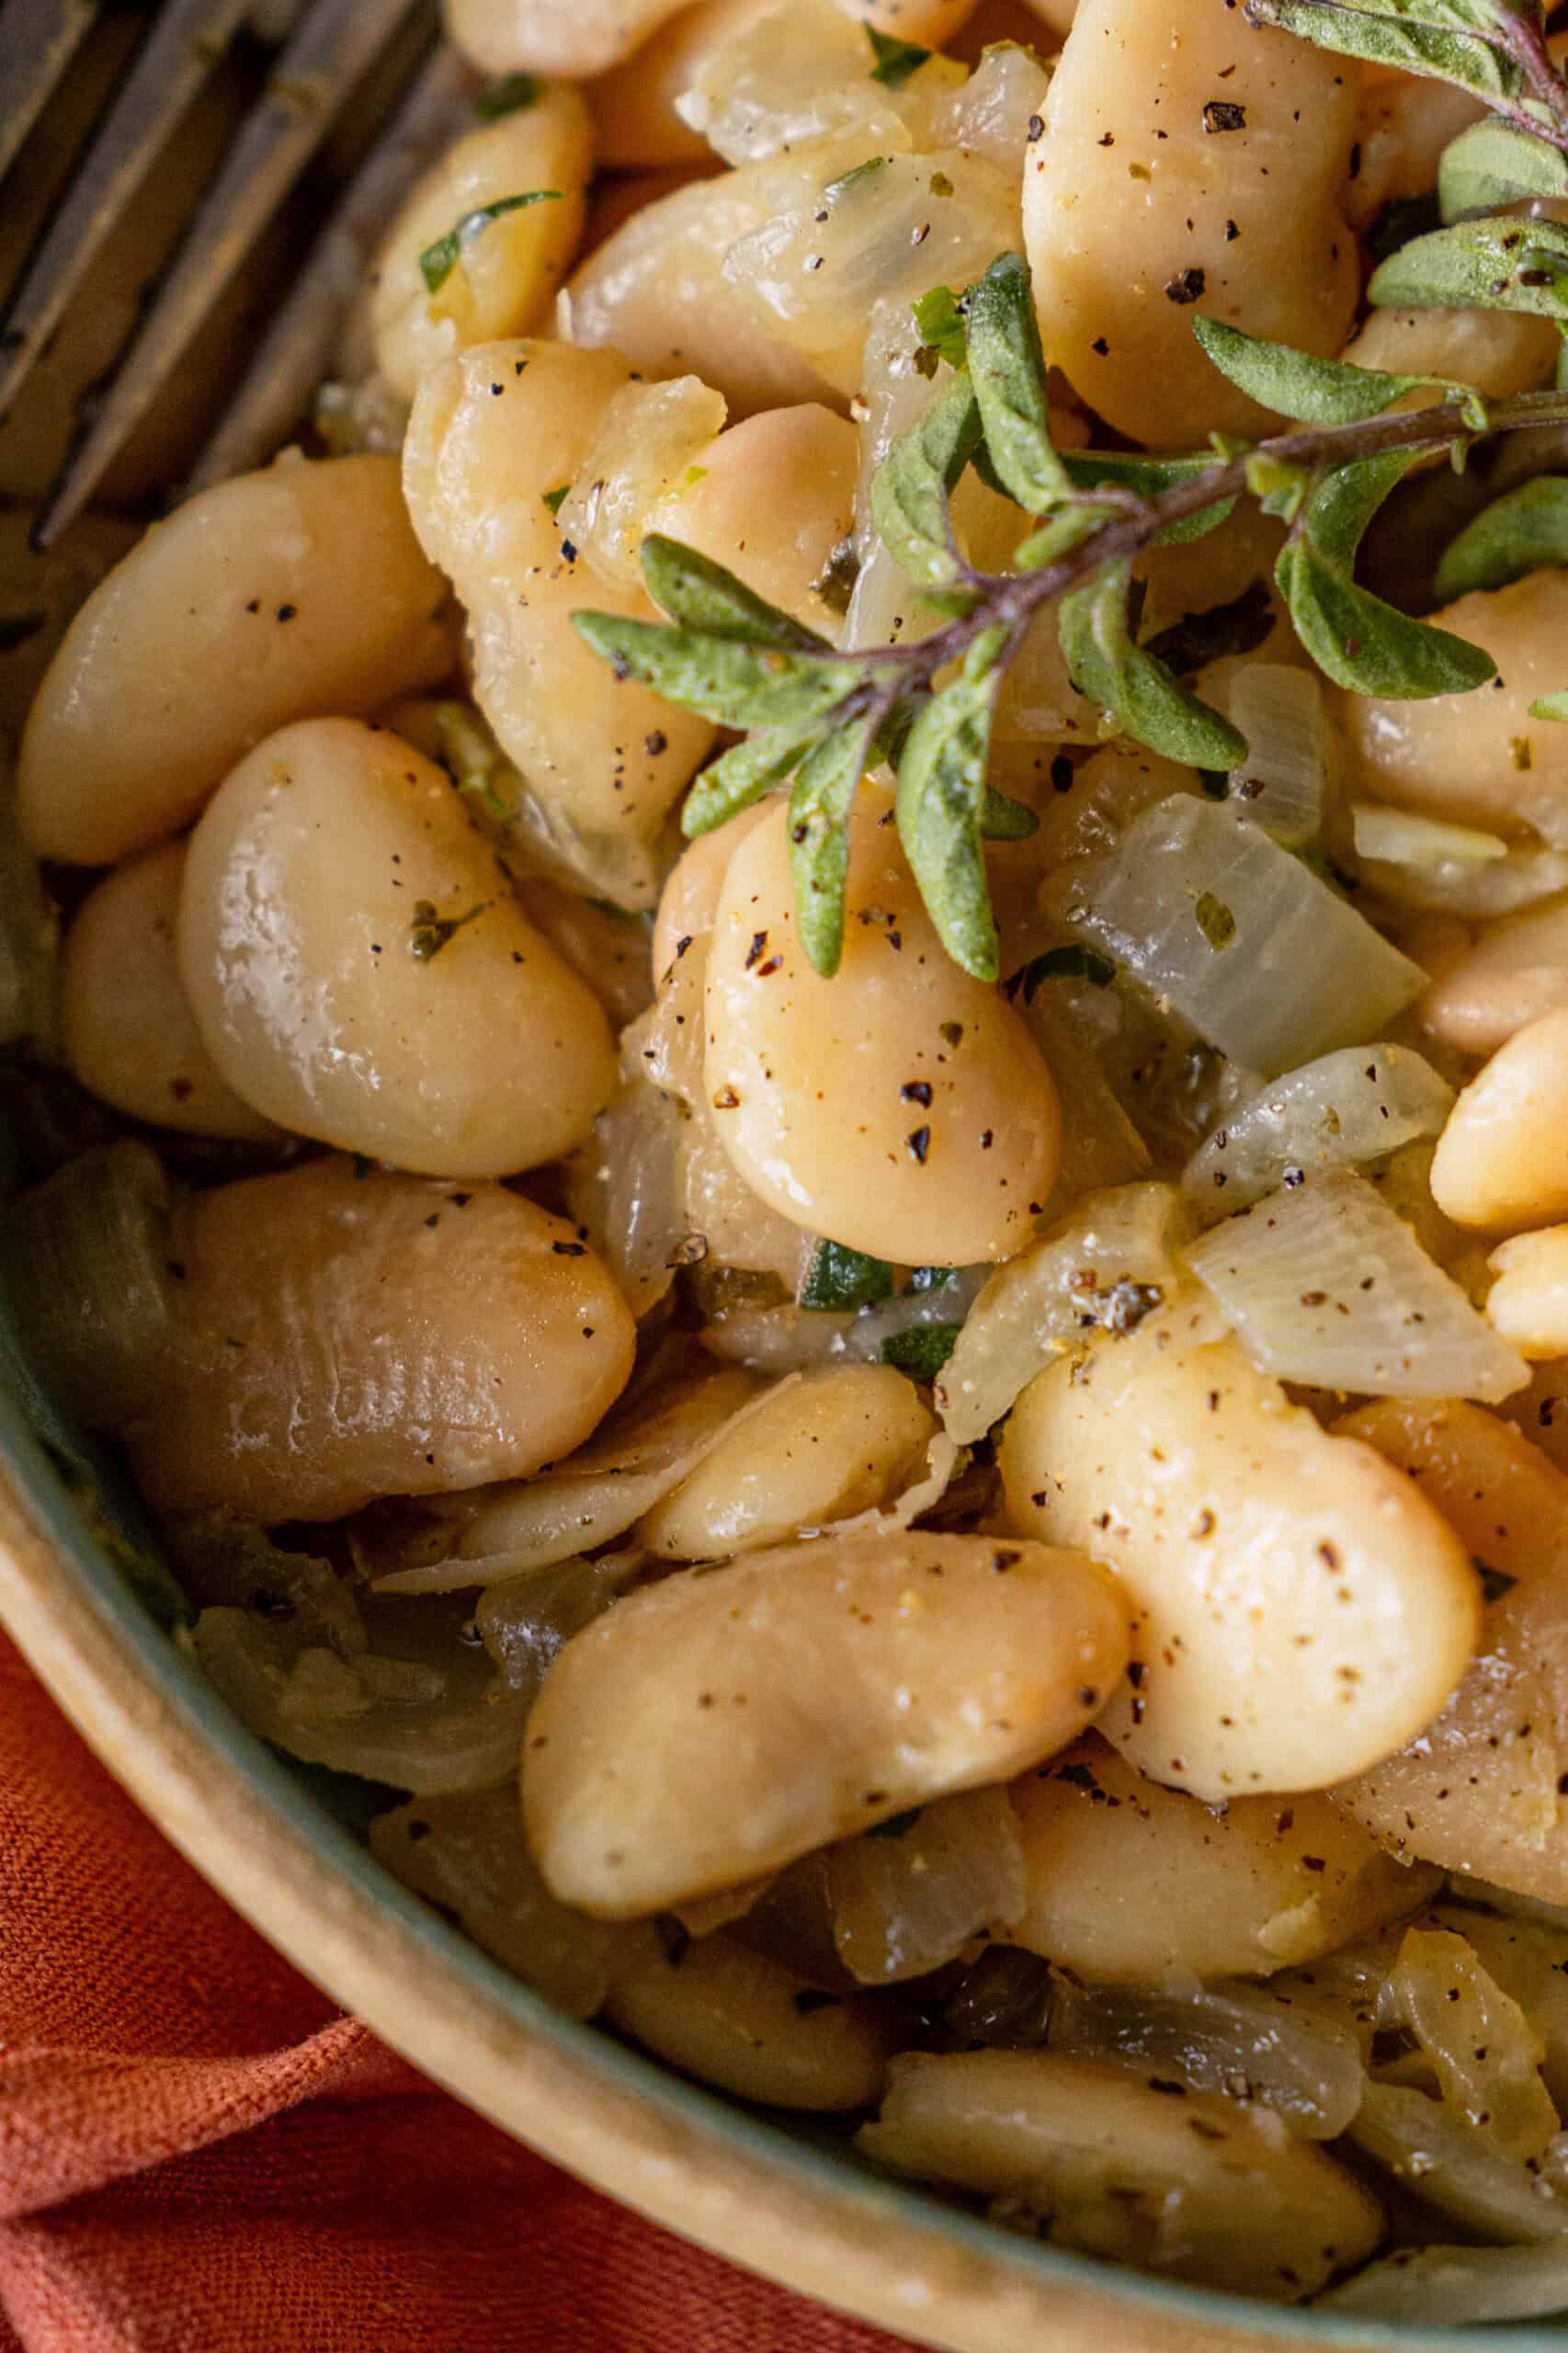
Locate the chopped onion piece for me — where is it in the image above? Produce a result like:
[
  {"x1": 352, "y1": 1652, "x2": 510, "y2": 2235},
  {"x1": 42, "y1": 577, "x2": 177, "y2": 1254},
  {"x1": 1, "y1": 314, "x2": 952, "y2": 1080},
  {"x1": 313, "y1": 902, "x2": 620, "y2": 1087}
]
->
[
  {"x1": 1182, "y1": 1046, "x2": 1455, "y2": 1213},
  {"x1": 1319, "y1": 2233, "x2": 1568, "y2": 2325},
  {"x1": 937, "y1": 1184, "x2": 1190, "y2": 1444},
  {"x1": 566, "y1": 1078, "x2": 687, "y2": 1318},
  {"x1": 931, "y1": 40, "x2": 1054, "y2": 167},
  {"x1": 1354, "y1": 803, "x2": 1509, "y2": 870},
  {"x1": 191, "y1": 1594, "x2": 531, "y2": 1794},
  {"x1": 675, "y1": 0, "x2": 916, "y2": 165},
  {"x1": 371, "y1": 1787, "x2": 630, "y2": 2017},
  {"x1": 476, "y1": 1551, "x2": 642, "y2": 1703},
  {"x1": 1, "y1": 1142, "x2": 178, "y2": 1429},
  {"x1": 1059, "y1": 798, "x2": 1424, "y2": 1076},
  {"x1": 559, "y1": 377, "x2": 727, "y2": 589},
  {"x1": 845, "y1": 301, "x2": 947, "y2": 654},
  {"x1": 824, "y1": 1787, "x2": 1027, "y2": 1985},
  {"x1": 723, "y1": 147, "x2": 1018, "y2": 360},
  {"x1": 1048, "y1": 1979, "x2": 1367, "y2": 2140},
  {"x1": 1221, "y1": 665, "x2": 1329, "y2": 848},
  {"x1": 1385, "y1": 1926, "x2": 1558, "y2": 2165},
  {"x1": 943, "y1": 1946, "x2": 1055, "y2": 2049},
  {"x1": 369, "y1": 1368, "x2": 764, "y2": 1591},
  {"x1": 1184, "y1": 1167, "x2": 1528, "y2": 1403},
  {"x1": 1349, "y1": 2081, "x2": 1568, "y2": 2243},
  {"x1": 165, "y1": 1518, "x2": 363, "y2": 1654}
]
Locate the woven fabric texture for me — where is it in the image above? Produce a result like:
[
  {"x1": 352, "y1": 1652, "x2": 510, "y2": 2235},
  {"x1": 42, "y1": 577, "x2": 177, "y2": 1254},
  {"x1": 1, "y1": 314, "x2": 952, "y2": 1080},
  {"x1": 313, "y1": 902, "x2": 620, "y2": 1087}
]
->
[{"x1": 0, "y1": 1635, "x2": 921, "y2": 2353}]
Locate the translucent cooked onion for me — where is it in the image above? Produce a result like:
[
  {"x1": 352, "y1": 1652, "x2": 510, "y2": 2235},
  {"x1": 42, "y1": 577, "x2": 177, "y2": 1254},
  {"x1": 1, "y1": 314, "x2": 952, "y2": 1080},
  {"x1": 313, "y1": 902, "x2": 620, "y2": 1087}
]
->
[
  {"x1": 1384, "y1": 1927, "x2": 1559, "y2": 2166},
  {"x1": 937, "y1": 1184, "x2": 1190, "y2": 1444},
  {"x1": 723, "y1": 146, "x2": 1019, "y2": 361},
  {"x1": 931, "y1": 40, "x2": 1054, "y2": 168},
  {"x1": 1219, "y1": 665, "x2": 1329, "y2": 848},
  {"x1": 1056, "y1": 797, "x2": 1424, "y2": 1076},
  {"x1": 1047, "y1": 1979, "x2": 1368, "y2": 2140},
  {"x1": 845, "y1": 302, "x2": 948, "y2": 654},
  {"x1": 676, "y1": 1115, "x2": 814, "y2": 1290},
  {"x1": 476, "y1": 1552, "x2": 642, "y2": 1704},
  {"x1": 676, "y1": 0, "x2": 919, "y2": 165},
  {"x1": 565, "y1": 1078, "x2": 687, "y2": 1318},
  {"x1": 164, "y1": 1518, "x2": 363, "y2": 1653},
  {"x1": 1181, "y1": 1046, "x2": 1455, "y2": 1214},
  {"x1": 943, "y1": 1946, "x2": 1055, "y2": 2050},
  {"x1": 1184, "y1": 1167, "x2": 1528, "y2": 1403},
  {"x1": 1318, "y1": 2234, "x2": 1568, "y2": 2325},
  {"x1": 370, "y1": 1787, "x2": 630, "y2": 2017},
  {"x1": 1, "y1": 1141, "x2": 178, "y2": 1429},
  {"x1": 1349, "y1": 2080, "x2": 1568, "y2": 2243},
  {"x1": 191, "y1": 1592, "x2": 532, "y2": 1794},
  {"x1": 369, "y1": 1367, "x2": 763, "y2": 1592},
  {"x1": 559, "y1": 377, "x2": 728, "y2": 588},
  {"x1": 824, "y1": 1787, "x2": 1027, "y2": 1985}
]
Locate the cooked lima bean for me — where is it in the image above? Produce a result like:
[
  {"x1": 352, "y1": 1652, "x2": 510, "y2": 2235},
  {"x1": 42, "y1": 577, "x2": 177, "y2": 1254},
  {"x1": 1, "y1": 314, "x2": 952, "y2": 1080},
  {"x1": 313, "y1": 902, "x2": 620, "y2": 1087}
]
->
[
  {"x1": 524, "y1": 1530, "x2": 1130, "y2": 1915},
  {"x1": 1417, "y1": 894, "x2": 1568, "y2": 1057},
  {"x1": 17, "y1": 456, "x2": 453, "y2": 866},
  {"x1": 62, "y1": 841, "x2": 280, "y2": 1142},
  {"x1": 704, "y1": 790, "x2": 1062, "y2": 1265},
  {"x1": 634, "y1": 1364, "x2": 937, "y2": 1558},
  {"x1": 1488, "y1": 1229, "x2": 1568, "y2": 1359},
  {"x1": 1000, "y1": 1289, "x2": 1481, "y2": 1799},
  {"x1": 123, "y1": 1156, "x2": 636, "y2": 1520},
  {"x1": 1431, "y1": 1006, "x2": 1568, "y2": 1232},
  {"x1": 368, "y1": 88, "x2": 593, "y2": 400},
  {"x1": 642, "y1": 404, "x2": 858, "y2": 635},
  {"x1": 179, "y1": 719, "x2": 618, "y2": 1176}
]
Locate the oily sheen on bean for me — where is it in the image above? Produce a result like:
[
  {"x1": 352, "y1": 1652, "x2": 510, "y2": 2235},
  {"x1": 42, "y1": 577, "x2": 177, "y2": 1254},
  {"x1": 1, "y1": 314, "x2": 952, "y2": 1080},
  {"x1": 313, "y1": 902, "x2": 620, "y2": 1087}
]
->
[
  {"x1": 704, "y1": 792, "x2": 1061, "y2": 1265},
  {"x1": 523, "y1": 1530, "x2": 1130, "y2": 1916},
  {"x1": 178, "y1": 719, "x2": 617, "y2": 1176}
]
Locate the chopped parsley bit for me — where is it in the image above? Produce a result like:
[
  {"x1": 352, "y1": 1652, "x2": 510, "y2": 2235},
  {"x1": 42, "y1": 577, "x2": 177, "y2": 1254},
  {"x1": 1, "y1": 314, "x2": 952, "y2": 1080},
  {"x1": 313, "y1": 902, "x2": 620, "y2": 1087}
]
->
[
  {"x1": 867, "y1": 25, "x2": 931, "y2": 86},
  {"x1": 541, "y1": 483, "x2": 571, "y2": 516},
  {"x1": 475, "y1": 72, "x2": 540, "y2": 118},
  {"x1": 928, "y1": 169, "x2": 955, "y2": 199},
  {"x1": 1194, "y1": 892, "x2": 1237, "y2": 950},
  {"x1": 408, "y1": 899, "x2": 484, "y2": 960},
  {"x1": 881, "y1": 1323, "x2": 961, "y2": 1380},
  {"x1": 826, "y1": 154, "x2": 892, "y2": 205},
  {"x1": 912, "y1": 282, "x2": 969, "y2": 374},
  {"x1": 866, "y1": 1805, "x2": 926, "y2": 1839},
  {"x1": 418, "y1": 191, "x2": 563, "y2": 295}
]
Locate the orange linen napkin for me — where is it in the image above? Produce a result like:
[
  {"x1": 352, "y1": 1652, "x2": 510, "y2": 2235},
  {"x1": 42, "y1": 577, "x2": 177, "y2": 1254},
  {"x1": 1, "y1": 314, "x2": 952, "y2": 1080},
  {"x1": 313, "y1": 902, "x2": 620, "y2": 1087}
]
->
[{"x1": 0, "y1": 1634, "x2": 920, "y2": 2353}]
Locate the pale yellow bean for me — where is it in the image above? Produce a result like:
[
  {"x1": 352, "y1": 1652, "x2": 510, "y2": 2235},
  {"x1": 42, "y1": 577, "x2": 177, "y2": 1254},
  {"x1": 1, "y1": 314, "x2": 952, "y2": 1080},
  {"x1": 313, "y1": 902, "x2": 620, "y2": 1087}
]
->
[
  {"x1": 1333, "y1": 1400, "x2": 1568, "y2": 1907},
  {"x1": 178, "y1": 719, "x2": 617, "y2": 1176},
  {"x1": 858, "y1": 2051, "x2": 1382, "y2": 2302},
  {"x1": 403, "y1": 342, "x2": 716, "y2": 907},
  {"x1": 1000, "y1": 1289, "x2": 1481, "y2": 1799},
  {"x1": 1346, "y1": 70, "x2": 1485, "y2": 230},
  {"x1": 634, "y1": 1364, "x2": 936, "y2": 1557},
  {"x1": 1489, "y1": 1228, "x2": 1568, "y2": 1358},
  {"x1": 124, "y1": 1155, "x2": 636, "y2": 1520},
  {"x1": 603, "y1": 1931, "x2": 896, "y2": 2109},
  {"x1": 644, "y1": 404, "x2": 858, "y2": 635},
  {"x1": 1023, "y1": 0, "x2": 1359, "y2": 446},
  {"x1": 1417, "y1": 894, "x2": 1568, "y2": 1057},
  {"x1": 1006, "y1": 1737, "x2": 1440, "y2": 1983},
  {"x1": 443, "y1": 0, "x2": 691, "y2": 77},
  {"x1": 1340, "y1": 307, "x2": 1561, "y2": 405},
  {"x1": 561, "y1": 153, "x2": 856, "y2": 415},
  {"x1": 587, "y1": 0, "x2": 778, "y2": 168},
  {"x1": 61, "y1": 841, "x2": 279, "y2": 1142},
  {"x1": 17, "y1": 456, "x2": 454, "y2": 866},
  {"x1": 1431, "y1": 1005, "x2": 1568, "y2": 1231},
  {"x1": 1347, "y1": 574, "x2": 1568, "y2": 849},
  {"x1": 703, "y1": 790, "x2": 1061, "y2": 1266},
  {"x1": 515, "y1": 877, "x2": 653, "y2": 1029},
  {"x1": 524, "y1": 1529, "x2": 1130, "y2": 1915},
  {"x1": 369, "y1": 91, "x2": 593, "y2": 400},
  {"x1": 1017, "y1": 0, "x2": 1074, "y2": 28}
]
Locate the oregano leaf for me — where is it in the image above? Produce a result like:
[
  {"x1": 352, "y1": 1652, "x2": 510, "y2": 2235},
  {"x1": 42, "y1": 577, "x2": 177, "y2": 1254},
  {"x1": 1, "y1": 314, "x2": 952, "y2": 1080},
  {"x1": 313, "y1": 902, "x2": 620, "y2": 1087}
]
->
[
  {"x1": 572, "y1": 610, "x2": 873, "y2": 732},
  {"x1": 1243, "y1": 1, "x2": 1527, "y2": 105},
  {"x1": 1192, "y1": 314, "x2": 1460, "y2": 424},
  {"x1": 1369, "y1": 215, "x2": 1568, "y2": 322},
  {"x1": 1434, "y1": 474, "x2": 1568, "y2": 597},
  {"x1": 979, "y1": 783, "x2": 1040, "y2": 839},
  {"x1": 681, "y1": 729, "x2": 815, "y2": 837},
  {"x1": 799, "y1": 1238, "x2": 895, "y2": 1311},
  {"x1": 1058, "y1": 559, "x2": 1248, "y2": 768},
  {"x1": 1062, "y1": 449, "x2": 1236, "y2": 544},
  {"x1": 1013, "y1": 506, "x2": 1112, "y2": 570},
  {"x1": 640, "y1": 533, "x2": 828, "y2": 651},
  {"x1": 867, "y1": 24, "x2": 932, "y2": 86},
  {"x1": 895, "y1": 652, "x2": 1008, "y2": 982},
  {"x1": 1439, "y1": 115, "x2": 1568, "y2": 218},
  {"x1": 912, "y1": 283, "x2": 969, "y2": 371},
  {"x1": 964, "y1": 252, "x2": 1072, "y2": 514},
  {"x1": 789, "y1": 719, "x2": 879, "y2": 977},
  {"x1": 869, "y1": 375, "x2": 984, "y2": 591},
  {"x1": 1278, "y1": 449, "x2": 1498, "y2": 696}
]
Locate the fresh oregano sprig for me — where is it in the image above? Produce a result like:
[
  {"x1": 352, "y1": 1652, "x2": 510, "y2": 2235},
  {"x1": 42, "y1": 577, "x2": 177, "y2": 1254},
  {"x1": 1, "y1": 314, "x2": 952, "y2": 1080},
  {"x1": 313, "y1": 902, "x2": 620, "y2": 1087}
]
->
[{"x1": 574, "y1": 0, "x2": 1568, "y2": 983}]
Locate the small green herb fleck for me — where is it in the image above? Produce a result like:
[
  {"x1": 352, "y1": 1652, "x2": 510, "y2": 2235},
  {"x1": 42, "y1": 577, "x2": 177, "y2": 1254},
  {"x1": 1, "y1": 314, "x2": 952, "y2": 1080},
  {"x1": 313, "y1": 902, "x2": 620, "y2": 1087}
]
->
[
  {"x1": 800, "y1": 1238, "x2": 894, "y2": 1312},
  {"x1": 881, "y1": 1324, "x2": 962, "y2": 1380},
  {"x1": 418, "y1": 191, "x2": 562, "y2": 295},
  {"x1": 1194, "y1": 892, "x2": 1237, "y2": 950},
  {"x1": 929, "y1": 168, "x2": 955, "y2": 199},
  {"x1": 825, "y1": 154, "x2": 891, "y2": 204},
  {"x1": 541, "y1": 483, "x2": 571, "y2": 516},
  {"x1": 409, "y1": 900, "x2": 484, "y2": 960},
  {"x1": 867, "y1": 24, "x2": 931, "y2": 85},
  {"x1": 911, "y1": 282, "x2": 969, "y2": 372},
  {"x1": 475, "y1": 72, "x2": 540, "y2": 118}
]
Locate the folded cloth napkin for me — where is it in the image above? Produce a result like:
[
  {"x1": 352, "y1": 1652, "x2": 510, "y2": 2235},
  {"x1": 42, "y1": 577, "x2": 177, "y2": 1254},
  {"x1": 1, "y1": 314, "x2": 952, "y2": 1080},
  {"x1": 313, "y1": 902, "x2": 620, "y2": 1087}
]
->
[{"x1": 0, "y1": 1635, "x2": 918, "y2": 2353}]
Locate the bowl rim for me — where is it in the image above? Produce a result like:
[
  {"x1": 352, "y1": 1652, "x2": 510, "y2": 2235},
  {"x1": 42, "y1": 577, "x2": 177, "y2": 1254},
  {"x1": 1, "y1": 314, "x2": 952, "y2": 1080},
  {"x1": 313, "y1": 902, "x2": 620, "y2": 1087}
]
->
[{"x1": 0, "y1": 1392, "x2": 1559, "y2": 2353}]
